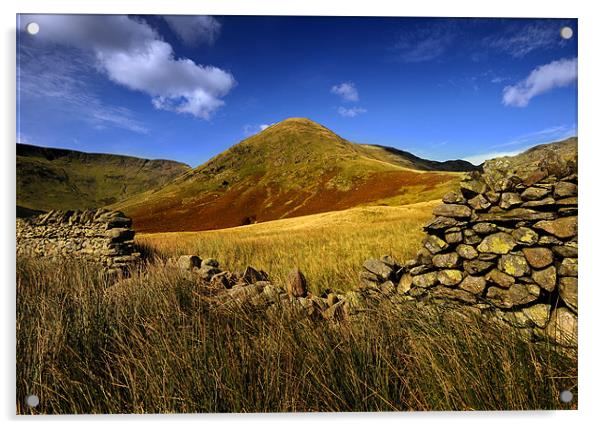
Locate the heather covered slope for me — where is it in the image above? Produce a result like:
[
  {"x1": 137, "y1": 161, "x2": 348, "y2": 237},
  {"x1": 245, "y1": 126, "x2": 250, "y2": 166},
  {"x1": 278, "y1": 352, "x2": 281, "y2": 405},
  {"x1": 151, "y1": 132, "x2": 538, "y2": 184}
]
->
[
  {"x1": 17, "y1": 143, "x2": 190, "y2": 213},
  {"x1": 117, "y1": 118, "x2": 475, "y2": 232}
]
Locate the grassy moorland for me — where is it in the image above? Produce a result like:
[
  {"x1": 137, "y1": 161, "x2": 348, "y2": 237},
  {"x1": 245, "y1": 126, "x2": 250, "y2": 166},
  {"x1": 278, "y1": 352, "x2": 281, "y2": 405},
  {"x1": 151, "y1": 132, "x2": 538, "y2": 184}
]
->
[
  {"x1": 16, "y1": 256, "x2": 577, "y2": 414},
  {"x1": 17, "y1": 143, "x2": 190, "y2": 213},
  {"x1": 137, "y1": 201, "x2": 438, "y2": 294}
]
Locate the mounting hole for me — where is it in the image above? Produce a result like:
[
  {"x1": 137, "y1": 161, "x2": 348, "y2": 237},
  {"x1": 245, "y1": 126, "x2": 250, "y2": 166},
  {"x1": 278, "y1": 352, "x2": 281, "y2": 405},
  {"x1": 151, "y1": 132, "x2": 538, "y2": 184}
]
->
[
  {"x1": 559, "y1": 390, "x2": 573, "y2": 403},
  {"x1": 26, "y1": 394, "x2": 39, "y2": 407},
  {"x1": 560, "y1": 26, "x2": 573, "y2": 40},
  {"x1": 25, "y1": 22, "x2": 39, "y2": 35}
]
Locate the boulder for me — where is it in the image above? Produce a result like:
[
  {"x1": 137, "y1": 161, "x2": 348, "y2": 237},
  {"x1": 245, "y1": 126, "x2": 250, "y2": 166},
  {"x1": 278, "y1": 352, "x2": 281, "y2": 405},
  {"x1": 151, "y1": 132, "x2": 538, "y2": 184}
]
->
[
  {"x1": 326, "y1": 292, "x2": 339, "y2": 307},
  {"x1": 467, "y1": 194, "x2": 491, "y2": 211},
  {"x1": 485, "y1": 269, "x2": 515, "y2": 288},
  {"x1": 521, "y1": 197, "x2": 556, "y2": 208},
  {"x1": 521, "y1": 187, "x2": 550, "y2": 201},
  {"x1": 201, "y1": 258, "x2": 219, "y2": 268},
  {"x1": 429, "y1": 286, "x2": 477, "y2": 304},
  {"x1": 522, "y1": 304, "x2": 551, "y2": 328},
  {"x1": 442, "y1": 191, "x2": 466, "y2": 204},
  {"x1": 460, "y1": 178, "x2": 487, "y2": 198},
  {"x1": 286, "y1": 268, "x2": 308, "y2": 297},
  {"x1": 485, "y1": 191, "x2": 501, "y2": 204},
  {"x1": 559, "y1": 277, "x2": 578, "y2": 312},
  {"x1": 500, "y1": 192, "x2": 523, "y2": 209},
  {"x1": 415, "y1": 248, "x2": 433, "y2": 265},
  {"x1": 472, "y1": 223, "x2": 498, "y2": 234},
  {"x1": 199, "y1": 265, "x2": 221, "y2": 281},
  {"x1": 242, "y1": 266, "x2": 268, "y2": 284},
  {"x1": 552, "y1": 243, "x2": 578, "y2": 258},
  {"x1": 554, "y1": 181, "x2": 577, "y2": 198},
  {"x1": 432, "y1": 252, "x2": 460, "y2": 268},
  {"x1": 486, "y1": 283, "x2": 539, "y2": 308},
  {"x1": 412, "y1": 272, "x2": 438, "y2": 288},
  {"x1": 538, "y1": 235, "x2": 563, "y2": 246},
  {"x1": 477, "y1": 232, "x2": 516, "y2": 254},
  {"x1": 359, "y1": 270, "x2": 380, "y2": 287},
  {"x1": 477, "y1": 208, "x2": 554, "y2": 222},
  {"x1": 432, "y1": 203, "x2": 472, "y2": 219},
  {"x1": 531, "y1": 266, "x2": 557, "y2": 292},
  {"x1": 107, "y1": 228, "x2": 135, "y2": 242},
  {"x1": 106, "y1": 216, "x2": 133, "y2": 229},
  {"x1": 533, "y1": 216, "x2": 577, "y2": 239},
  {"x1": 463, "y1": 229, "x2": 482, "y2": 245},
  {"x1": 444, "y1": 231, "x2": 463, "y2": 244},
  {"x1": 437, "y1": 270, "x2": 464, "y2": 286},
  {"x1": 522, "y1": 247, "x2": 554, "y2": 269},
  {"x1": 463, "y1": 259, "x2": 494, "y2": 275},
  {"x1": 177, "y1": 255, "x2": 202, "y2": 271},
  {"x1": 422, "y1": 235, "x2": 449, "y2": 254},
  {"x1": 423, "y1": 216, "x2": 462, "y2": 231},
  {"x1": 498, "y1": 254, "x2": 530, "y2": 277},
  {"x1": 397, "y1": 273, "x2": 413, "y2": 294},
  {"x1": 456, "y1": 244, "x2": 478, "y2": 260},
  {"x1": 511, "y1": 227, "x2": 539, "y2": 246},
  {"x1": 363, "y1": 258, "x2": 394, "y2": 280},
  {"x1": 545, "y1": 307, "x2": 577, "y2": 347},
  {"x1": 558, "y1": 258, "x2": 578, "y2": 277},
  {"x1": 458, "y1": 275, "x2": 486, "y2": 294}
]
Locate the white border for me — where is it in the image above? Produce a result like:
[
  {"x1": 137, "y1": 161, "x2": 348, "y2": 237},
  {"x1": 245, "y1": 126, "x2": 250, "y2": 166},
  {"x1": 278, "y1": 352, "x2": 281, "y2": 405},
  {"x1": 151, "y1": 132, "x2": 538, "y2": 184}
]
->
[{"x1": 2, "y1": 1, "x2": 601, "y2": 428}]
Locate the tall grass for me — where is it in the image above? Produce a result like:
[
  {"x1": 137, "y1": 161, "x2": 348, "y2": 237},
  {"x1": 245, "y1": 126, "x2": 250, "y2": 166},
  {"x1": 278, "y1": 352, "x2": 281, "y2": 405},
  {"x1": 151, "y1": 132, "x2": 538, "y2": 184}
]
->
[
  {"x1": 17, "y1": 256, "x2": 577, "y2": 414},
  {"x1": 137, "y1": 204, "x2": 436, "y2": 294}
]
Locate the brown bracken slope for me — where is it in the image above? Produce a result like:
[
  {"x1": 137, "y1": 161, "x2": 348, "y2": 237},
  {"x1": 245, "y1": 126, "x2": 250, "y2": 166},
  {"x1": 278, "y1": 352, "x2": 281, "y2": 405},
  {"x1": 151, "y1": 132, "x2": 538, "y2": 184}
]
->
[{"x1": 116, "y1": 118, "x2": 475, "y2": 232}]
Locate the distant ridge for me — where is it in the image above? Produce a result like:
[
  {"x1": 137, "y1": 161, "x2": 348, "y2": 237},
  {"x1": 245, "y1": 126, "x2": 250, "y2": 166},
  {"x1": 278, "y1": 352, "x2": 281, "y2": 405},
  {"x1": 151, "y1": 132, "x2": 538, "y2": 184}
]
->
[
  {"x1": 117, "y1": 118, "x2": 476, "y2": 232},
  {"x1": 17, "y1": 143, "x2": 190, "y2": 213}
]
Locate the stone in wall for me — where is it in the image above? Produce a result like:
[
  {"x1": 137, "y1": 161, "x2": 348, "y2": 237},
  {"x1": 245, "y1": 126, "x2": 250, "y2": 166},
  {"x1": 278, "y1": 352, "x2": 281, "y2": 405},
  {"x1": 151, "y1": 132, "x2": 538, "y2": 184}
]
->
[
  {"x1": 16, "y1": 208, "x2": 140, "y2": 275},
  {"x1": 358, "y1": 139, "x2": 578, "y2": 348}
]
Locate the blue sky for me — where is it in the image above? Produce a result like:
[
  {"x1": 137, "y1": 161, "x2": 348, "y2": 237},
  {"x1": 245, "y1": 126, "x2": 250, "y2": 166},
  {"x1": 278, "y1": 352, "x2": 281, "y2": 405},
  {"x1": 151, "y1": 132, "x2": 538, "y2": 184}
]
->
[{"x1": 17, "y1": 15, "x2": 577, "y2": 167}]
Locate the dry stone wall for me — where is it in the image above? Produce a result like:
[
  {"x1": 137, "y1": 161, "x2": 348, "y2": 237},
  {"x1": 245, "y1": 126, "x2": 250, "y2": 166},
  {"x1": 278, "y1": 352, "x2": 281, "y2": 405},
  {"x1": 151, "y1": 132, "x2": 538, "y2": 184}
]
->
[
  {"x1": 16, "y1": 209, "x2": 140, "y2": 275},
  {"x1": 359, "y1": 141, "x2": 578, "y2": 348}
]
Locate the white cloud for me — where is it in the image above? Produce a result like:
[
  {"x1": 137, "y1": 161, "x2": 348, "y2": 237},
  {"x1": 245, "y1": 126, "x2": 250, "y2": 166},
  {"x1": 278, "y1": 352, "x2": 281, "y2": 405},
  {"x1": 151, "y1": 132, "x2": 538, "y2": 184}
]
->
[
  {"x1": 337, "y1": 106, "x2": 367, "y2": 118},
  {"x1": 502, "y1": 57, "x2": 577, "y2": 107},
  {"x1": 243, "y1": 123, "x2": 274, "y2": 136},
  {"x1": 163, "y1": 15, "x2": 221, "y2": 46},
  {"x1": 21, "y1": 14, "x2": 236, "y2": 120},
  {"x1": 331, "y1": 82, "x2": 359, "y2": 102}
]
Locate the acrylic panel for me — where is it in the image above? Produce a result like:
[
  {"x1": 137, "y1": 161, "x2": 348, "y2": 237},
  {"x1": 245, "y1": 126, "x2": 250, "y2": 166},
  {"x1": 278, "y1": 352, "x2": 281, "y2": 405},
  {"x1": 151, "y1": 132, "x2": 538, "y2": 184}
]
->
[{"x1": 16, "y1": 15, "x2": 578, "y2": 414}]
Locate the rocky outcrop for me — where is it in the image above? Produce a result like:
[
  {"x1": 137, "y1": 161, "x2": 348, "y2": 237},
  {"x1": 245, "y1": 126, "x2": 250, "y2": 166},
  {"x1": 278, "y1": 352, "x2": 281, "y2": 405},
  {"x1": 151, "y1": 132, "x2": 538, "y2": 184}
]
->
[
  {"x1": 359, "y1": 139, "x2": 578, "y2": 348},
  {"x1": 16, "y1": 209, "x2": 140, "y2": 275}
]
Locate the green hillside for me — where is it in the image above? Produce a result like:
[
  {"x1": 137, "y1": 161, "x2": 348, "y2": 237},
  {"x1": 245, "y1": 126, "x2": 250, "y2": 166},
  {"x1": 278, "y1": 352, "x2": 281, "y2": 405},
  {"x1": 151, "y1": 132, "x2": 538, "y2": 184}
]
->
[{"x1": 17, "y1": 143, "x2": 190, "y2": 214}]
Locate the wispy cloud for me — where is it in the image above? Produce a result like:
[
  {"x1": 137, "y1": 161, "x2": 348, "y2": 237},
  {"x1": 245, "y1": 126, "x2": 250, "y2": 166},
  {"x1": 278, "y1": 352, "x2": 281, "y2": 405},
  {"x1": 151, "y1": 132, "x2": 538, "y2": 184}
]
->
[
  {"x1": 391, "y1": 21, "x2": 456, "y2": 63},
  {"x1": 463, "y1": 149, "x2": 527, "y2": 166},
  {"x1": 463, "y1": 124, "x2": 577, "y2": 165},
  {"x1": 331, "y1": 82, "x2": 359, "y2": 102},
  {"x1": 484, "y1": 21, "x2": 569, "y2": 58},
  {"x1": 163, "y1": 15, "x2": 221, "y2": 46},
  {"x1": 20, "y1": 15, "x2": 236, "y2": 120},
  {"x1": 18, "y1": 45, "x2": 149, "y2": 134},
  {"x1": 492, "y1": 125, "x2": 576, "y2": 149},
  {"x1": 502, "y1": 57, "x2": 577, "y2": 107},
  {"x1": 337, "y1": 106, "x2": 367, "y2": 118}
]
